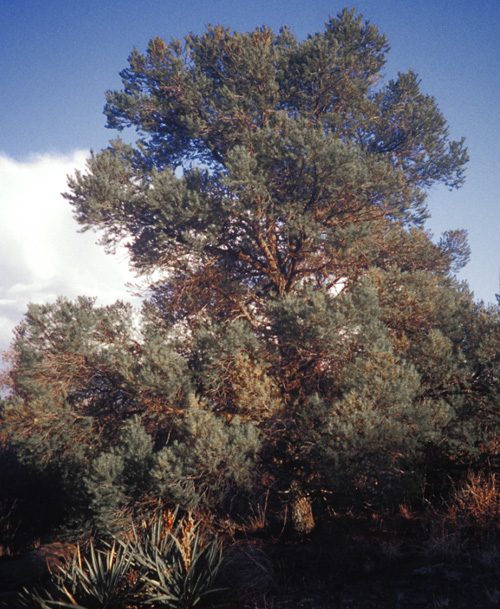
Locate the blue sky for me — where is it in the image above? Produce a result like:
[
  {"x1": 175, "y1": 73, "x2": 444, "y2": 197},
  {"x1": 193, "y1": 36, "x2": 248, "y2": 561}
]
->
[{"x1": 0, "y1": 0, "x2": 499, "y2": 349}]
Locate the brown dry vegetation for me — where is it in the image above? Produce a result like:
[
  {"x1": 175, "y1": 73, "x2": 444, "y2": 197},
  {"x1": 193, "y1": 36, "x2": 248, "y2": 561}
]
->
[
  {"x1": 215, "y1": 473, "x2": 500, "y2": 608},
  {"x1": 3, "y1": 472, "x2": 500, "y2": 607}
]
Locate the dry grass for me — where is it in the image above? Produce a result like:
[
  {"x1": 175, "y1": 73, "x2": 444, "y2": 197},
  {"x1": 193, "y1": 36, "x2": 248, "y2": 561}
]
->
[
  {"x1": 426, "y1": 470, "x2": 500, "y2": 556},
  {"x1": 447, "y1": 471, "x2": 500, "y2": 534},
  {"x1": 393, "y1": 470, "x2": 500, "y2": 561}
]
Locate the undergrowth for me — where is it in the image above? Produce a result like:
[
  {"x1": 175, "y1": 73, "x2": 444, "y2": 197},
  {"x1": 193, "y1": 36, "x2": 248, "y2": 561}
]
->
[{"x1": 5, "y1": 472, "x2": 500, "y2": 608}]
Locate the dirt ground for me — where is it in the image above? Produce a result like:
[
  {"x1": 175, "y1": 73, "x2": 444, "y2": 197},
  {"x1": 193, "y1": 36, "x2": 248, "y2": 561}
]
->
[{"x1": 262, "y1": 555, "x2": 500, "y2": 609}]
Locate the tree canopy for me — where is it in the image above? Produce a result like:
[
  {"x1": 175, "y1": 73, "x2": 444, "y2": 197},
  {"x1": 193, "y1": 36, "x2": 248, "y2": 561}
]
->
[{"x1": 2, "y1": 9, "x2": 499, "y2": 537}]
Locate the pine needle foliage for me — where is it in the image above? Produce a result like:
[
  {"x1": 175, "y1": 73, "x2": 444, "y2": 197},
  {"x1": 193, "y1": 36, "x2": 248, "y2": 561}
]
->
[{"x1": 2, "y1": 8, "x2": 500, "y2": 537}]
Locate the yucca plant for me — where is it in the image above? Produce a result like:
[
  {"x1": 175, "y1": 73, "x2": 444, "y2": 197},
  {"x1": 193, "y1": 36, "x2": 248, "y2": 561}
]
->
[
  {"x1": 130, "y1": 509, "x2": 225, "y2": 609},
  {"x1": 21, "y1": 541, "x2": 141, "y2": 609},
  {"x1": 21, "y1": 510, "x2": 225, "y2": 609}
]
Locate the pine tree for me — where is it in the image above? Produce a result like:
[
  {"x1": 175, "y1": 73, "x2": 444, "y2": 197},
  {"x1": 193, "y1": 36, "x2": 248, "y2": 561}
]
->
[{"x1": 3, "y1": 9, "x2": 499, "y2": 536}]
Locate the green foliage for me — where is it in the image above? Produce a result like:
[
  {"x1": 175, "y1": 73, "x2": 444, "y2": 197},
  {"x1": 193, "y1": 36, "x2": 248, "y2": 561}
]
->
[
  {"x1": 2, "y1": 8, "x2": 499, "y2": 539},
  {"x1": 19, "y1": 542, "x2": 137, "y2": 609},
  {"x1": 154, "y1": 397, "x2": 261, "y2": 509},
  {"x1": 21, "y1": 512, "x2": 224, "y2": 609},
  {"x1": 85, "y1": 417, "x2": 157, "y2": 533},
  {"x1": 128, "y1": 509, "x2": 225, "y2": 609},
  {"x1": 84, "y1": 405, "x2": 260, "y2": 532}
]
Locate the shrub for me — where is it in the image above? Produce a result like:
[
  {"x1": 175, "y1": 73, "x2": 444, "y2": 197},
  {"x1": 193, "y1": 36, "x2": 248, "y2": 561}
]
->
[
  {"x1": 128, "y1": 508, "x2": 225, "y2": 609},
  {"x1": 446, "y1": 471, "x2": 500, "y2": 542},
  {"x1": 21, "y1": 542, "x2": 139, "y2": 609},
  {"x1": 21, "y1": 509, "x2": 225, "y2": 609}
]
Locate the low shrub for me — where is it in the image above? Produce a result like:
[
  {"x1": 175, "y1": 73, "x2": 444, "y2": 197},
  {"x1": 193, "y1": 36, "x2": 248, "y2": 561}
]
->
[
  {"x1": 446, "y1": 471, "x2": 500, "y2": 543},
  {"x1": 20, "y1": 509, "x2": 225, "y2": 609},
  {"x1": 128, "y1": 508, "x2": 225, "y2": 609}
]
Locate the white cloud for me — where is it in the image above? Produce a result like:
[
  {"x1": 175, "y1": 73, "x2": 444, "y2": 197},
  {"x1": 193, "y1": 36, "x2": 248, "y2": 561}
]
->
[{"x1": 0, "y1": 152, "x2": 140, "y2": 351}]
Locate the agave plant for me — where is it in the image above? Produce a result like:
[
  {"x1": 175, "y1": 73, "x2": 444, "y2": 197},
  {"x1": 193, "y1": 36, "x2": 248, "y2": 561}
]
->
[
  {"x1": 130, "y1": 509, "x2": 225, "y2": 609},
  {"x1": 21, "y1": 541, "x2": 141, "y2": 609},
  {"x1": 21, "y1": 509, "x2": 225, "y2": 609}
]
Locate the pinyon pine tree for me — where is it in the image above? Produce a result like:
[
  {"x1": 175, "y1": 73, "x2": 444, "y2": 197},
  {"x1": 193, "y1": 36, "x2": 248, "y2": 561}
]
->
[{"x1": 3, "y1": 9, "x2": 500, "y2": 536}]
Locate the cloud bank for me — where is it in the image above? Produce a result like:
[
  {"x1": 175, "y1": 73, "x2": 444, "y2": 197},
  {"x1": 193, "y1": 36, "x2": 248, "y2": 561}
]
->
[{"x1": 0, "y1": 152, "x2": 140, "y2": 351}]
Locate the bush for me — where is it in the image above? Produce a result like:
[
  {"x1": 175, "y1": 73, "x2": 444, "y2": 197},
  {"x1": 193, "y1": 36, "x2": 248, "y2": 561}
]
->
[
  {"x1": 21, "y1": 509, "x2": 225, "y2": 609},
  {"x1": 446, "y1": 471, "x2": 500, "y2": 543},
  {"x1": 128, "y1": 508, "x2": 225, "y2": 609}
]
